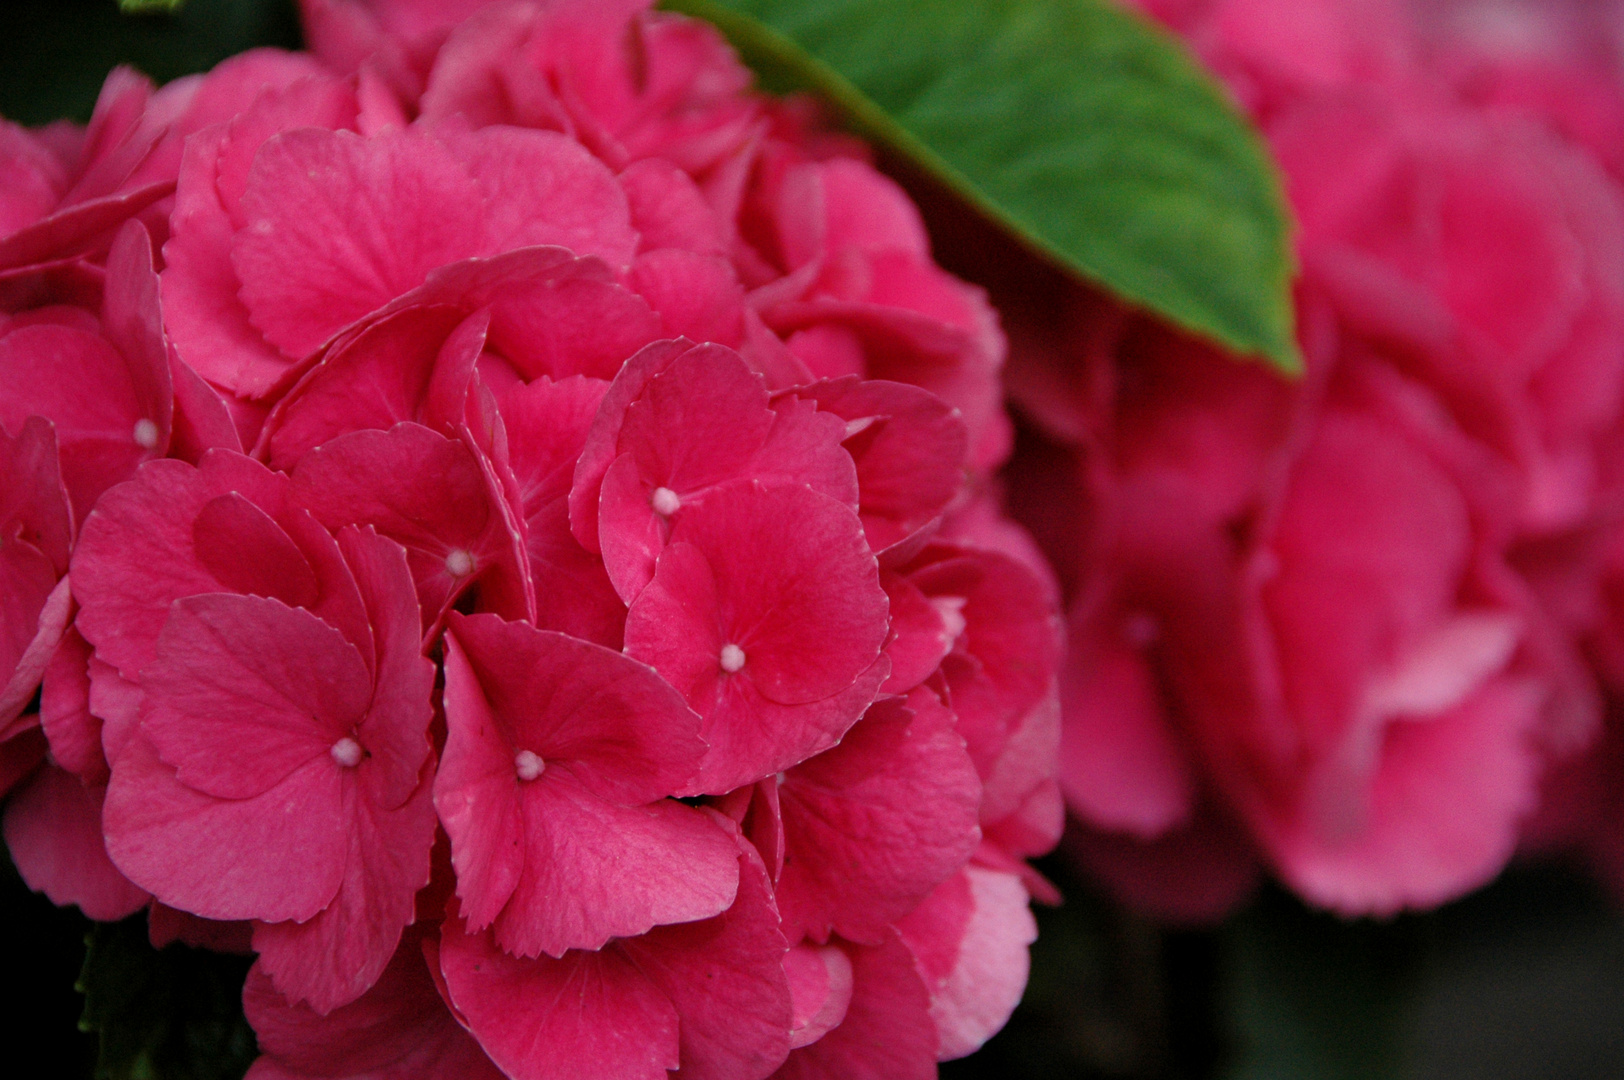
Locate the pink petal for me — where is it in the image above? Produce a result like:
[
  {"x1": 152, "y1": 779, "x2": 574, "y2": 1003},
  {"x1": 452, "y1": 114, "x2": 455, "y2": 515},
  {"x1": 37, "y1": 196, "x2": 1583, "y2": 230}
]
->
[
  {"x1": 259, "y1": 303, "x2": 476, "y2": 469},
  {"x1": 252, "y1": 761, "x2": 437, "y2": 1014},
  {"x1": 493, "y1": 776, "x2": 739, "y2": 958},
  {"x1": 439, "y1": 911, "x2": 682, "y2": 1080},
  {"x1": 788, "y1": 378, "x2": 968, "y2": 553},
  {"x1": 0, "y1": 322, "x2": 150, "y2": 518},
  {"x1": 879, "y1": 571, "x2": 956, "y2": 695},
  {"x1": 160, "y1": 77, "x2": 360, "y2": 396},
  {"x1": 775, "y1": 692, "x2": 981, "y2": 946},
  {"x1": 103, "y1": 733, "x2": 347, "y2": 923},
  {"x1": 167, "y1": 353, "x2": 244, "y2": 460},
  {"x1": 233, "y1": 127, "x2": 484, "y2": 358},
  {"x1": 244, "y1": 930, "x2": 503, "y2": 1080},
  {"x1": 566, "y1": 338, "x2": 723, "y2": 553},
  {"x1": 896, "y1": 866, "x2": 1036, "y2": 1060},
  {"x1": 1263, "y1": 676, "x2": 1544, "y2": 916},
  {"x1": 39, "y1": 626, "x2": 104, "y2": 783},
  {"x1": 1, "y1": 574, "x2": 72, "y2": 726},
  {"x1": 619, "y1": 842, "x2": 793, "y2": 1080},
  {"x1": 72, "y1": 451, "x2": 292, "y2": 677},
  {"x1": 0, "y1": 414, "x2": 72, "y2": 570},
  {"x1": 443, "y1": 613, "x2": 707, "y2": 803},
  {"x1": 784, "y1": 944, "x2": 853, "y2": 1050},
  {"x1": 452, "y1": 125, "x2": 637, "y2": 268},
  {"x1": 3, "y1": 764, "x2": 148, "y2": 920},
  {"x1": 620, "y1": 158, "x2": 728, "y2": 257},
  {"x1": 0, "y1": 182, "x2": 173, "y2": 275},
  {"x1": 290, "y1": 423, "x2": 517, "y2": 628},
  {"x1": 624, "y1": 483, "x2": 888, "y2": 789},
  {"x1": 141, "y1": 594, "x2": 372, "y2": 800},
  {"x1": 500, "y1": 376, "x2": 626, "y2": 645},
  {"x1": 338, "y1": 527, "x2": 435, "y2": 811},
  {"x1": 1059, "y1": 609, "x2": 1196, "y2": 838},
  {"x1": 773, "y1": 932, "x2": 937, "y2": 1080},
  {"x1": 192, "y1": 492, "x2": 321, "y2": 609},
  {"x1": 628, "y1": 249, "x2": 745, "y2": 345}
]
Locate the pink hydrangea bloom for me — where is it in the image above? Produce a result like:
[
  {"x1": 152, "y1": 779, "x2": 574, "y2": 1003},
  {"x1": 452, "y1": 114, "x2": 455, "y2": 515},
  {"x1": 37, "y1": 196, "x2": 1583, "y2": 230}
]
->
[{"x1": 0, "y1": 0, "x2": 1058, "y2": 1074}]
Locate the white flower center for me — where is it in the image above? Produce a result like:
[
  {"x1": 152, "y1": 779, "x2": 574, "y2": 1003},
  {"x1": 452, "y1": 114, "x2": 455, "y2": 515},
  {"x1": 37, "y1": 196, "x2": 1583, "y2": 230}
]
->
[
  {"x1": 133, "y1": 418, "x2": 159, "y2": 449},
  {"x1": 651, "y1": 486, "x2": 682, "y2": 516},
  {"x1": 720, "y1": 643, "x2": 746, "y2": 673},
  {"x1": 515, "y1": 749, "x2": 545, "y2": 782},
  {"x1": 330, "y1": 737, "x2": 363, "y2": 768},
  {"x1": 445, "y1": 548, "x2": 475, "y2": 577}
]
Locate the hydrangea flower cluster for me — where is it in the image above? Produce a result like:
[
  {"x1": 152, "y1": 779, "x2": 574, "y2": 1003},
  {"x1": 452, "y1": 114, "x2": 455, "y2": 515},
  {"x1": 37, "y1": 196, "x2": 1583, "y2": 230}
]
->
[
  {"x1": 1001, "y1": 0, "x2": 1624, "y2": 920},
  {"x1": 0, "y1": 2, "x2": 1062, "y2": 1076}
]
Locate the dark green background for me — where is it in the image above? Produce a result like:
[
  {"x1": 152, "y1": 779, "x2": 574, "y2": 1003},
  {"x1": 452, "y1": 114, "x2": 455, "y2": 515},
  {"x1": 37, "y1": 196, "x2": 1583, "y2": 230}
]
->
[{"x1": 4, "y1": 2, "x2": 1624, "y2": 1078}]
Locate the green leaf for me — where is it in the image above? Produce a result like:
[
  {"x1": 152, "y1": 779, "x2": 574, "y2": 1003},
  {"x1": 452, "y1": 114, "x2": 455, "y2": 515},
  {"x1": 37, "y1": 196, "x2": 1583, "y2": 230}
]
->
[
  {"x1": 119, "y1": 0, "x2": 189, "y2": 15},
  {"x1": 0, "y1": 0, "x2": 300, "y2": 126},
  {"x1": 1222, "y1": 888, "x2": 1418, "y2": 1080},
  {"x1": 78, "y1": 917, "x2": 256, "y2": 1080},
  {"x1": 661, "y1": 0, "x2": 1301, "y2": 373}
]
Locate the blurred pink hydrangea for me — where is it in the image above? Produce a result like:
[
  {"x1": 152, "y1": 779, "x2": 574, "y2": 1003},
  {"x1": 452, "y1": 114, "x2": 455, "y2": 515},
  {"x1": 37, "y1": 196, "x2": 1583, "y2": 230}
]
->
[{"x1": 1009, "y1": 0, "x2": 1624, "y2": 919}]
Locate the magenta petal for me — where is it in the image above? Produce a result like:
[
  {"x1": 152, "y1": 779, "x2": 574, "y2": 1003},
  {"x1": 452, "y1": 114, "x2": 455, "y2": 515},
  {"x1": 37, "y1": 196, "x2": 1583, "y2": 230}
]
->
[
  {"x1": 0, "y1": 414, "x2": 72, "y2": 571},
  {"x1": 776, "y1": 692, "x2": 981, "y2": 946},
  {"x1": 244, "y1": 931, "x2": 503, "y2": 1080},
  {"x1": 620, "y1": 158, "x2": 727, "y2": 257},
  {"x1": 434, "y1": 631, "x2": 524, "y2": 933},
  {"x1": 0, "y1": 181, "x2": 173, "y2": 275},
  {"x1": 785, "y1": 944, "x2": 854, "y2": 1051},
  {"x1": 168, "y1": 354, "x2": 244, "y2": 460},
  {"x1": 452, "y1": 126, "x2": 637, "y2": 268},
  {"x1": 192, "y1": 492, "x2": 320, "y2": 609},
  {"x1": 620, "y1": 842, "x2": 793, "y2": 1080},
  {"x1": 259, "y1": 303, "x2": 472, "y2": 468},
  {"x1": 162, "y1": 124, "x2": 293, "y2": 398},
  {"x1": 439, "y1": 914, "x2": 681, "y2": 1080},
  {"x1": 103, "y1": 733, "x2": 346, "y2": 923},
  {"x1": 439, "y1": 616, "x2": 729, "y2": 953},
  {"x1": 773, "y1": 933, "x2": 937, "y2": 1080},
  {"x1": 101, "y1": 220, "x2": 173, "y2": 452},
  {"x1": 39, "y1": 626, "x2": 104, "y2": 783},
  {"x1": 789, "y1": 378, "x2": 968, "y2": 552},
  {"x1": 73, "y1": 452, "x2": 291, "y2": 677},
  {"x1": 0, "y1": 321, "x2": 149, "y2": 518},
  {"x1": 879, "y1": 571, "x2": 956, "y2": 695},
  {"x1": 625, "y1": 483, "x2": 889, "y2": 789},
  {"x1": 338, "y1": 527, "x2": 435, "y2": 811},
  {"x1": 233, "y1": 127, "x2": 484, "y2": 358},
  {"x1": 500, "y1": 376, "x2": 626, "y2": 644},
  {"x1": 567, "y1": 338, "x2": 713, "y2": 552},
  {"x1": 140, "y1": 594, "x2": 371, "y2": 800},
  {"x1": 494, "y1": 778, "x2": 739, "y2": 958},
  {"x1": 252, "y1": 761, "x2": 437, "y2": 1014},
  {"x1": 1, "y1": 574, "x2": 72, "y2": 726},
  {"x1": 290, "y1": 423, "x2": 509, "y2": 627},
  {"x1": 3, "y1": 765, "x2": 149, "y2": 921},
  {"x1": 443, "y1": 613, "x2": 706, "y2": 802}
]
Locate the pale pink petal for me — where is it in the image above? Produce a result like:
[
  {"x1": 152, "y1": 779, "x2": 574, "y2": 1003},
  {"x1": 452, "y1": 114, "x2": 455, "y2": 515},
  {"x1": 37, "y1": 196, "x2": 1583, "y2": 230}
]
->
[{"x1": 896, "y1": 866, "x2": 1036, "y2": 1060}]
